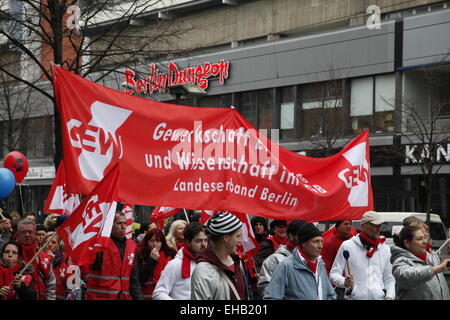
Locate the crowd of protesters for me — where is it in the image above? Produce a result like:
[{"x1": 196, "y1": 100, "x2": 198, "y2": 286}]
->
[{"x1": 0, "y1": 208, "x2": 449, "y2": 300}]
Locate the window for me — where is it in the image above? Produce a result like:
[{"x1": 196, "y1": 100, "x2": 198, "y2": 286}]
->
[
  {"x1": 9, "y1": 0, "x2": 24, "y2": 51},
  {"x1": 198, "y1": 94, "x2": 232, "y2": 108},
  {"x1": 301, "y1": 81, "x2": 343, "y2": 138},
  {"x1": 280, "y1": 86, "x2": 295, "y2": 130},
  {"x1": 257, "y1": 89, "x2": 273, "y2": 130},
  {"x1": 374, "y1": 74, "x2": 395, "y2": 132},
  {"x1": 198, "y1": 96, "x2": 218, "y2": 108},
  {"x1": 237, "y1": 91, "x2": 257, "y2": 128},
  {"x1": 351, "y1": 74, "x2": 395, "y2": 134},
  {"x1": 351, "y1": 77, "x2": 373, "y2": 134}
]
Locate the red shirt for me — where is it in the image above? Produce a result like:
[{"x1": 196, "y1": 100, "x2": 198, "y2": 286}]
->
[{"x1": 321, "y1": 227, "x2": 357, "y2": 274}]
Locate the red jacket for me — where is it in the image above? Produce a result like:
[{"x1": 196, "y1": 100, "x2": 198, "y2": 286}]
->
[
  {"x1": 321, "y1": 227, "x2": 357, "y2": 274},
  {"x1": 53, "y1": 259, "x2": 68, "y2": 300},
  {"x1": 0, "y1": 264, "x2": 35, "y2": 300},
  {"x1": 20, "y1": 242, "x2": 54, "y2": 300},
  {"x1": 86, "y1": 238, "x2": 137, "y2": 300}
]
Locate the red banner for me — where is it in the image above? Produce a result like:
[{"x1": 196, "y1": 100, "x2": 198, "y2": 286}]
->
[
  {"x1": 53, "y1": 66, "x2": 373, "y2": 222},
  {"x1": 44, "y1": 160, "x2": 80, "y2": 215},
  {"x1": 57, "y1": 165, "x2": 120, "y2": 266},
  {"x1": 150, "y1": 206, "x2": 181, "y2": 229}
]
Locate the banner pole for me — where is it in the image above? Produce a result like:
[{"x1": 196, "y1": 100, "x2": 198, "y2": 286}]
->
[
  {"x1": 15, "y1": 232, "x2": 58, "y2": 280},
  {"x1": 18, "y1": 184, "x2": 25, "y2": 215},
  {"x1": 183, "y1": 209, "x2": 190, "y2": 223},
  {"x1": 434, "y1": 237, "x2": 450, "y2": 255}
]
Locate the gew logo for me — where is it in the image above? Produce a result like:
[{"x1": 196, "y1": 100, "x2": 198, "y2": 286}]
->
[
  {"x1": 67, "y1": 101, "x2": 132, "y2": 181},
  {"x1": 338, "y1": 142, "x2": 369, "y2": 207}
]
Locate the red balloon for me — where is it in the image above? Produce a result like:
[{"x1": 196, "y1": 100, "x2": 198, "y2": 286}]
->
[{"x1": 3, "y1": 151, "x2": 29, "y2": 183}]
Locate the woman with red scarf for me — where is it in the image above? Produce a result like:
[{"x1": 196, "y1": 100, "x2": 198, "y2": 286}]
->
[
  {"x1": 390, "y1": 225, "x2": 450, "y2": 300},
  {"x1": 166, "y1": 220, "x2": 187, "y2": 252},
  {"x1": 253, "y1": 220, "x2": 287, "y2": 273},
  {"x1": 42, "y1": 232, "x2": 68, "y2": 300},
  {"x1": 0, "y1": 241, "x2": 36, "y2": 300},
  {"x1": 137, "y1": 229, "x2": 174, "y2": 300}
]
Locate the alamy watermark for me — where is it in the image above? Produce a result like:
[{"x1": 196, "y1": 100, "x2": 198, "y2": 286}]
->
[
  {"x1": 366, "y1": 5, "x2": 381, "y2": 30},
  {"x1": 66, "y1": 5, "x2": 84, "y2": 32}
]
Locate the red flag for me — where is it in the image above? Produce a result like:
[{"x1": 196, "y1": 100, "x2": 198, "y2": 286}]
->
[
  {"x1": 150, "y1": 207, "x2": 180, "y2": 229},
  {"x1": 57, "y1": 165, "x2": 120, "y2": 266},
  {"x1": 53, "y1": 65, "x2": 373, "y2": 222},
  {"x1": 122, "y1": 203, "x2": 133, "y2": 240},
  {"x1": 233, "y1": 211, "x2": 259, "y2": 259},
  {"x1": 44, "y1": 160, "x2": 81, "y2": 215},
  {"x1": 200, "y1": 210, "x2": 217, "y2": 224}
]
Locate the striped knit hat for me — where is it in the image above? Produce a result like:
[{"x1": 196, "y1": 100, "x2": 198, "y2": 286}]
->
[{"x1": 207, "y1": 212, "x2": 242, "y2": 235}]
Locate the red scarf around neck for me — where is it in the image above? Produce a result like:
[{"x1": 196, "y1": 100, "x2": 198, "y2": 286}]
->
[
  {"x1": 297, "y1": 246, "x2": 318, "y2": 274},
  {"x1": 414, "y1": 252, "x2": 428, "y2": 263},
  {"x1": 359, "y1": 232, "x2": 385, "y2": 258},
  {"x1": 181, "y1": 246, "x2": 197, "y2": 279},
  {"x1": 267, "y1": 236, "x2": 287, "y2": 251},
  {"x1": 19, "y1": 241, "x2": 37, "y2": 262},
  {"x1": 286, "y1": 240, "x2": 296, "y2": 251},
  {"x1": 176, "y1": 241, "x2": 184, "y2": 250}
]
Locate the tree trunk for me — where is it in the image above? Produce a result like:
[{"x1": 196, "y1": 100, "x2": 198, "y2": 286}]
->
[{"x1": 426, "y1": 171, "x2": 433, "y2": 227}]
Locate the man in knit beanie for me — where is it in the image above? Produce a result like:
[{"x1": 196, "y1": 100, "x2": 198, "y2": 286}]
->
[
  {"x1": 191, "y1": 212, "x2": 248, "y2": 300},
  {"x1": 264, "y1": 222, "x2": 336, "y2": 300},
  {"x1": 257, "y1": 220, "x2": 306, "y2": 297}
]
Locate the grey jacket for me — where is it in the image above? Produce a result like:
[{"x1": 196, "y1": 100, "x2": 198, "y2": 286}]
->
[
  {"x1": 390, "y1": 245, "x2": 450, "y2": 300},
  {"x1": 191, "y1": 259, "x2": 247, "y2": 300},
  {"x1": 257, "y1": 245, "x2": 292, "y2": 297},
  {"x1": 263, "y1": 248, "x2": 336, "y2": 300}
]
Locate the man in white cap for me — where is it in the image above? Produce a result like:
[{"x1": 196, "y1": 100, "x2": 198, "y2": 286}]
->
[
  {"x1": 330, "y1": 211, "x2": 396, "y2": 300},
  {"x1": 191, "y1": 212, "x2": 248, "y2": 300}
]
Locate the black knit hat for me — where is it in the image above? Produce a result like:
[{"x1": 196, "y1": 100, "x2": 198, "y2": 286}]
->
[
  {"x1": 287, "y1": 220, "x2": 307, "y2": 236},
  {"x1": 297, "y1": 222, "x2": 322, "y2": 244},
  {"x1": 270, "y1": 220, "x2": 287, "y2": 230},
  {"x1": 251, "y1": 216, "x2": 267, "y2": 230},
  {"x1": 335, "y1": 221, "x2": 344, "y2": 228},
  {"x1": 207, "y1": 212, "x2": 242, "y2": 235}
]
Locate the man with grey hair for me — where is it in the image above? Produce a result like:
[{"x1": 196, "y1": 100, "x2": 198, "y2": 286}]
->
[
  {"x1": 16, "y1": 219, "x2": 56, "y2": 300},
  {"x1": 191, "y1": 212, "x2": 248, "y2": 300},
  {"x1": 330, "y1": 211, "x2": 396, "y2": 300}
]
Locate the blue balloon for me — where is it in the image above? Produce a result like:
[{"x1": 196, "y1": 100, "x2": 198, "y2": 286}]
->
[{"x1": 0, "y1": 168, "x2": 16, "y2": 199}]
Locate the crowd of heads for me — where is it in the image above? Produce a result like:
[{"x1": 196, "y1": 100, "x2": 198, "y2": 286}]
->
[{"x1": 1, "y1": 208, "x2": 442, "y2": 277}]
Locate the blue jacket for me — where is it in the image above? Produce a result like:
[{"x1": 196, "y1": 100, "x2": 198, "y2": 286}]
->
[{"x1": 263, "y1": 248, "x2": 336, "y2": 300}]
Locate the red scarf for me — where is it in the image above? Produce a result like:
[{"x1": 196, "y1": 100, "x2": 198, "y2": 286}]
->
[
  {"x1": 334, "y1": 228, "x2": 351, "y2": 241},
  {"x1": 267, "y1": 236, "x2": 287, "y2": 251},
  {"x1": 19, "y1": 242, "x2": 37, "y2": 262},
  {"x1": 425, "y1": 243, "x2": 432, "y2": 252},
  {"x1": 153, "y1": 250, "x2": 170, "y2": 284},
  {"x1": 0, "y1": 264, "x2": 33, "y2": 300},
  {"x1": 414, "y1": 252, "x2": 428, "y2": 263},
  {"x1": 359, "y1": 232, "x2": 386, "y2": 258},
  {"x1": 176, "y1": 241, "x2": 184, "y2": 250},
  {"x1": 181, "y1": 246, "x2": 197, "y2": 279},
  {"x1": 286, "y1": 240, "x2": 296, "y2": 251},
  {"x1": 297, "y1": 246, "x2": 318, "y2": 274}
]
